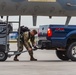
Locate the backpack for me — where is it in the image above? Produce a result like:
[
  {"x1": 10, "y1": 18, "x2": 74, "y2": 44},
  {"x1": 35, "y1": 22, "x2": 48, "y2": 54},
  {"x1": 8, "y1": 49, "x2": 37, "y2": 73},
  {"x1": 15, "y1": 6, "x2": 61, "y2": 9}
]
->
[{"x1": 18, "y1": 26, "x2": 30, "y2": 35}]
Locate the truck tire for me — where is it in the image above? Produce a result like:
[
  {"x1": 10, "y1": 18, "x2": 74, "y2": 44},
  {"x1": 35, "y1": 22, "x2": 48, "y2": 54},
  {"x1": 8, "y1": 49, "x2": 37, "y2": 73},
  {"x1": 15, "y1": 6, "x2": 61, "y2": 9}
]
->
[
  {"x1": 56, "y1": 50, "x2": 69, "y2": 61},
  {"x1": 0, "y1": 50, "x2": 7, "y2": 61},
  {"x1": 67, "y1": 42, "x2": 76, "y2": 61}
]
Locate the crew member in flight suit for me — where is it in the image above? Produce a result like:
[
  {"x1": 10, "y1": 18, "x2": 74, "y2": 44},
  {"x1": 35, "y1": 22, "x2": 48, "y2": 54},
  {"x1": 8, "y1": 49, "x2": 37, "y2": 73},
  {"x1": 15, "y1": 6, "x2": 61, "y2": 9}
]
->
[{"x1": 14, "y1": 29, "x2": 37, "y2": 61}]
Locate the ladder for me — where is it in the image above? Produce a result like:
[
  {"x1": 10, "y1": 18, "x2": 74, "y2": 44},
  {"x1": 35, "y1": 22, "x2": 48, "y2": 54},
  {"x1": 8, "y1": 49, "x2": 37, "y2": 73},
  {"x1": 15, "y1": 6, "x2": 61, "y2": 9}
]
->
[{"x1": 5, "y1": 16, "x2": 21, "y2": 53}]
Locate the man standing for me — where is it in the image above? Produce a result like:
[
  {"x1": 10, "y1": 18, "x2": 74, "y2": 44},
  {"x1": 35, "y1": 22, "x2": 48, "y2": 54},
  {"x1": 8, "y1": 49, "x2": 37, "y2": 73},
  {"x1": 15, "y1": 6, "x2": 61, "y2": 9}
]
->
[{"x1": 14, "y1": 29, "x2": 37, "y2": 61}]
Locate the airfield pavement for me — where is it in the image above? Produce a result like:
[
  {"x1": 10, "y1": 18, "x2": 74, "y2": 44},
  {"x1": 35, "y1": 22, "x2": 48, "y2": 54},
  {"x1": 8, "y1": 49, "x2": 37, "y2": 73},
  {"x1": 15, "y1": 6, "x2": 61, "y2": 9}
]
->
[{"x1": 0, "y1": 43, "x2": 76, "y2": 75}]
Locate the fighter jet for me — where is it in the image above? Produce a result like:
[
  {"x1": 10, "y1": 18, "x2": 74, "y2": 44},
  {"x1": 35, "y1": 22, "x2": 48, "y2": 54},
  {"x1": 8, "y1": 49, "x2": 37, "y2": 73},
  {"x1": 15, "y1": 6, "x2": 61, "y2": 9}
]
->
[{"x1": 0, "y1": 0, "x2": 76, "y2": 26}]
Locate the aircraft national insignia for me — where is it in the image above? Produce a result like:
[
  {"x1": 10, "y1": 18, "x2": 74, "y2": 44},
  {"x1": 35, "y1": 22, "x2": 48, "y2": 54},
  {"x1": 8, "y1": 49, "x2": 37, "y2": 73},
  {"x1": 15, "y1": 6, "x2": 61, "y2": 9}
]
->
[{"x1": 28, "y1": 0, "x2": 56, "y2": 2}]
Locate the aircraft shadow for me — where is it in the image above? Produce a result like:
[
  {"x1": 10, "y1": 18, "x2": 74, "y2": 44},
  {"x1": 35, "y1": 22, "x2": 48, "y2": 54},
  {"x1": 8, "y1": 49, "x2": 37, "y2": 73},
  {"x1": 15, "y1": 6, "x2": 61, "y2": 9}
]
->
[{"x1": 4, "y1": 60, "x2": 72, "y2": 62}]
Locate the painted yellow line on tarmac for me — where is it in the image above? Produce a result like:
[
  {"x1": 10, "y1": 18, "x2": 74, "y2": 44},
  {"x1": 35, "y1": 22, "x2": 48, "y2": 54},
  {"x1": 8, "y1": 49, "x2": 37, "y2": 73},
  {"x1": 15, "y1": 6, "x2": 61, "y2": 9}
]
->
[{"x1": 9, "y1": 40, "x2": 17, "y2": 43}]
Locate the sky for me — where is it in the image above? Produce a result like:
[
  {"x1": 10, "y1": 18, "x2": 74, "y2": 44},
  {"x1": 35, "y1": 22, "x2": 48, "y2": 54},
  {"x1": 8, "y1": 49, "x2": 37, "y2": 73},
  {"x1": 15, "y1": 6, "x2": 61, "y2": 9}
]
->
[{"x1": 1, "y1": 16, "x2": 76, "y2": 30}]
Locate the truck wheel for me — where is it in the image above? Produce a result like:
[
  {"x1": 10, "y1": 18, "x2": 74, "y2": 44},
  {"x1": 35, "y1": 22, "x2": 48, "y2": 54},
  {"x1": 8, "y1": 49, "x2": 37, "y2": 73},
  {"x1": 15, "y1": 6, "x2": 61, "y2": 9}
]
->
[
  {"x1": 56, "y1": 50, "x2": 69, "y2": 61},
  {"x1": 67, "y1": 42, "x2": 76, "y2": 61},
  {"x1": 0, "y1": 50, "x2": 7, "y2": 61}
]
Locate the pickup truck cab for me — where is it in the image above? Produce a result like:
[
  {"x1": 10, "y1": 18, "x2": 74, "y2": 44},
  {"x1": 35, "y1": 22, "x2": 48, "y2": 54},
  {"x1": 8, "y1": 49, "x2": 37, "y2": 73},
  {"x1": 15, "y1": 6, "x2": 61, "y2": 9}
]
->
[{"x1": 38, "y1": 25, "x2": 76, "y2": 61}]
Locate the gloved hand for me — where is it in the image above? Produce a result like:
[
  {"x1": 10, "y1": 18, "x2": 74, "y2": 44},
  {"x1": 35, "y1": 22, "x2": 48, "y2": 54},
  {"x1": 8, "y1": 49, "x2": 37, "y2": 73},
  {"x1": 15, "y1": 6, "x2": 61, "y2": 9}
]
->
[{"x1": 34, "y1": 46, "x2": 38, "y2": 49}]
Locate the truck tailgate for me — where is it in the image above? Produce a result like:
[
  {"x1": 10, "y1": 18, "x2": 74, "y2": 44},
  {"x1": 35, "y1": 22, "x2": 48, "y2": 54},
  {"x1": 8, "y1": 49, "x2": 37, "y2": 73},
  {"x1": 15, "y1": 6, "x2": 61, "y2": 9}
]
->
[{"x1": 38, "y1": 25, "x2": 49, "y2": 40}]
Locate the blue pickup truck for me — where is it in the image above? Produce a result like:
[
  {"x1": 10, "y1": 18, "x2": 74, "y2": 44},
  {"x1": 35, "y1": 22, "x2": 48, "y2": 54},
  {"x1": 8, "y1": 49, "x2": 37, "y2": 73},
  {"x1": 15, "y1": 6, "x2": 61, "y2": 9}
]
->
[{"x1": 38, "y1": 25, "x2": 76, "y2": 61}]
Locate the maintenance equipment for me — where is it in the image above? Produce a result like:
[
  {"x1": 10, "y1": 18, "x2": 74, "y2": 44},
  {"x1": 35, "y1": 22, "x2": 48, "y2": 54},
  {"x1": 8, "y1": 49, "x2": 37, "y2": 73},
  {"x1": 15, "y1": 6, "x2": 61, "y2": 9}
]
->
[
  {"x1": 0, "y1": 21, "x2": 12, "y2": 61},
  {"x1": 0, "y1": 16, "x2": 39, "y2": 61}
]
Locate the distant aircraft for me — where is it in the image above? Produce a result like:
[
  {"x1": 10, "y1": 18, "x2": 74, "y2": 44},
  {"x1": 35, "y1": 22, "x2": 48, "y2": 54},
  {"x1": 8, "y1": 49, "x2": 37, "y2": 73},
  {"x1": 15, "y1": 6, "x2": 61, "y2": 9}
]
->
[{"x1": 0, "y1": 0, "x2": 76, "y2": 26}]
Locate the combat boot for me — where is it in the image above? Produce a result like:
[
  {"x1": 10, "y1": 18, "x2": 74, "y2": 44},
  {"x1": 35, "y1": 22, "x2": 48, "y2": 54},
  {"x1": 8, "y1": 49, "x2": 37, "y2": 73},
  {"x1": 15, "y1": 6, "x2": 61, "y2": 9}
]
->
[
  {"x1": 30, "y1": 57, "x2": 37, "y2": 61},
  {"x1": 14, "y1": 55, "x2": 19, "y2": 61},
  {"x1": 28, "y1": 50, "x2": 37, "y2": 61}
]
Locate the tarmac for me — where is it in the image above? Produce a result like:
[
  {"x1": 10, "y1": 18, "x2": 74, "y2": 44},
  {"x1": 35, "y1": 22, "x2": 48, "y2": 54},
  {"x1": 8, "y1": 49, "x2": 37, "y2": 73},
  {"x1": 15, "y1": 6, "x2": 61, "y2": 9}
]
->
[{"x1": 0, "y1": 43, "x2": 76, "y2": 75}]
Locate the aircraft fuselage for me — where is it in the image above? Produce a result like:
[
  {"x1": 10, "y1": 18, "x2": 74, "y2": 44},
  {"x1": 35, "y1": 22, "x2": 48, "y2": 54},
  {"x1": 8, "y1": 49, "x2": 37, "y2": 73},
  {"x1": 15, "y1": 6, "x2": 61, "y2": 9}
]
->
[{"x1": 0, "y1": 0, "x2": 76, "y2": 16}]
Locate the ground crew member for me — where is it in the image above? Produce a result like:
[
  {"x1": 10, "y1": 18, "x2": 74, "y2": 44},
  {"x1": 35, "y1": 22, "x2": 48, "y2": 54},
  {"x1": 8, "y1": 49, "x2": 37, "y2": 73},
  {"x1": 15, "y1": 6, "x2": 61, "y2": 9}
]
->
[{"x1": 14, "y1": 29, "x2": 37, "y2": 61}]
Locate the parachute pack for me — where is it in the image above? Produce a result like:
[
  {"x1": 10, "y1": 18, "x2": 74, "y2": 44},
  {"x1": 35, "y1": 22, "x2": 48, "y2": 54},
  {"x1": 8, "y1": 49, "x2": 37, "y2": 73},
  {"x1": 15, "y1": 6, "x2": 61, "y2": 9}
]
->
[{"x1": 18, "y1": 26, "x2": 30, "y2": 35}]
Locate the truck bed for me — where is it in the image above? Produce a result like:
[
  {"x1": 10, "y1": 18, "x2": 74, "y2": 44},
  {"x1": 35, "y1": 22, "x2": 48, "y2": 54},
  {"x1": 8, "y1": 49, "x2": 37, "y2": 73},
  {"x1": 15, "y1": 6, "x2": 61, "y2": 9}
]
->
[{"x1": 38, "y1": 24, "x2": 76, "y2": 49}]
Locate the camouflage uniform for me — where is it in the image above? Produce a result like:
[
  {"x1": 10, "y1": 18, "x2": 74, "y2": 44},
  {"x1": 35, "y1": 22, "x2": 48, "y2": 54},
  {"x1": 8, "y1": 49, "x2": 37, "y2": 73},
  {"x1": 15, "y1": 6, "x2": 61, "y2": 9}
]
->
[
  {"x1": 14, "y1": 30, "x2": 37, "y2": 61},
  {"x1": 17, "y1": 31, "x2": 35, "y2": 56}
]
